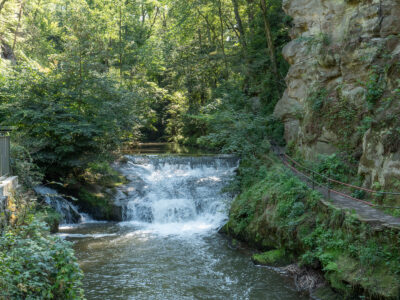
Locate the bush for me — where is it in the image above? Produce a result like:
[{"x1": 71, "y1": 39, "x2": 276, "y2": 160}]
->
[
  {"x1": 0, "y1": 219, "x2": 84, "y2": 299},
  {"x1": 0, "y1": 66, "x2": 140, "y2": 176},
  {"x1": 365, "y1": 73, "x2": 384, "y2": 109},
  {"x1": 313, "y1": 153, "x2": 356, "y2": 183},
  {"x1": 10, "y1": 142, "x2": 44, "y2": 188},
  {"x1": 307, "y1": 88, "x2": 327, "y2": 112}
]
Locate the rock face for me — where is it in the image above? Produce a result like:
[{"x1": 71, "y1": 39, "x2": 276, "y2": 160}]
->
[{"x1": 275, "y1": 0, "x2": 400, "y2": 190}]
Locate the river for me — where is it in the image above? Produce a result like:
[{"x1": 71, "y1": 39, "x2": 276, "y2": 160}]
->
[{"x1": 59, "y1": 145, "x2": 307, "y2": 299}]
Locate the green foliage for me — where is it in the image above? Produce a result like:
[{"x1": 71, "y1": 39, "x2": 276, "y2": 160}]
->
[
  {"x1": 252, "y1": 248, "x2": 290, "y2": 266},
  {"x1": 83, "y1": 162, "x2": 127, "y2": 188},
  {"x1": 35, "y1": 207, "x2": 62, "y2": 234},
  {"x1": 0, "y1": 191, "x2": 84, "y2": 299},
  {"x1": 225, "y1": 161, "x2": 400, "y2": 298},
  {"x1": 1, "y1": 0, "x2": 290, "y2": 186},
  {"x1": 365, "y1": 73, "x2": 385, "y2": 109},
  {"x1": 10, "y1": 142, "x2": 44, "y2": 188},
  {"x1": 0, "y1": 219, "x2": 84, "y2": 299},
  {"x1": 325, "y1": 96, "x2": 361, "y2": 151},
  {"x1": 197, "y1": 110, "x2": 271, "y2": 156},
  {"x1": 307, "y1": 88, "x2": 327, "y2": 112},
  {"x1": 0, "y1": 65, "x2": 140, "y2": 176},
  {"x1": 313, "y1": 153, "x2": 356, "y2": 182},
  {"x1": 357, "y1": 116, "x2": 374, "y2": 134}
]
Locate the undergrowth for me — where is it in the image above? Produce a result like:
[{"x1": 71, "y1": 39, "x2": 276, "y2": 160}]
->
[
  {"x1": 224, "y1": 159, "x2": 400, "y2": 299},
  {"x1": 0, "y1": 191, "x2": 84, "y2": 299}
]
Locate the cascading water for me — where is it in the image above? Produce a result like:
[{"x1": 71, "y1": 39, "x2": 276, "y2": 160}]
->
[
  {"x1": 115, "y1": 155, "x2": 238, "y2": 234},
  {"x1": 60, "y1": 150, "x2": 307, "y2": 300},
  {"x1": 34, "y1": 186, "x2": 86, "y2": 224}
]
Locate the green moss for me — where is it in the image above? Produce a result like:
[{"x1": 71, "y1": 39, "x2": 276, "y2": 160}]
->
[
  {"x1": 78, "y1": 187, "x2": 113, "y2": 219},
  {"x1": 252, "y1": 248, "x2": 290, "y2": 266},
  {"x1": 225, "y1": 160, "x2": 400, "y2": 299},
  {"x1": 83, "y1": 161, "x2": 128, "y2": 188}
]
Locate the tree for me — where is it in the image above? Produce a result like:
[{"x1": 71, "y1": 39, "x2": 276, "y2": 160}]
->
[{"x1": 259, "y1": 0, "x2": 278, "y2": 78}]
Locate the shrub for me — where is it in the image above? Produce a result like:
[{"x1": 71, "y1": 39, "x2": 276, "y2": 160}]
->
[
  {"x1": 307, "y1": 88, "x2": 327, "y2": 112},
  {"x1": 0, "y1": 219, "x2": 84, "y2": 299},
  {"x1": 365, "y1": 73, "x2": 384, "y2": 109},
  {"x1": 10, "y1": 142, "x2": 44, "y2": 188},
  {"x1": 314, "y1": 153, "x2": 356, "y2": 183},
  {"x1": 0, "y1": 66, "x2": 140, "y2": 176}
]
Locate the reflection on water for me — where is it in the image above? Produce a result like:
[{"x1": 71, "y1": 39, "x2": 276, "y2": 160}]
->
[{"x1": 124, "y1": 143, "x2": 215, "y2": 156}]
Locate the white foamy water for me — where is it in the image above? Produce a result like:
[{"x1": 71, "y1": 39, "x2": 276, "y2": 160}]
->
[
  {"x1": 62, "y1": 154, "x2": 307, "y2": 300},
  {"x1": 57, "y1": 233, "x2": 118, "y2": 239},
  {"x1": 115, "y1": 155, "x2": 238, "y2": 235}
]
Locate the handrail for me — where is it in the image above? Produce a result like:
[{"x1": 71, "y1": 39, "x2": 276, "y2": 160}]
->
[
  {"x1": 273, "y1": 149, "x2": 400, "y2": 210},
  {"x1": 282, "y1": 153, "x2": 400, "y2": 196},
  {"x1": 280, "y1": 158, "x2": 385, "y2": 208}
]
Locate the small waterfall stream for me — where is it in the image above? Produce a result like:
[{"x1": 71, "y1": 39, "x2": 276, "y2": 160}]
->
[
  {"x1": 34, "y1": 186, "x2": 85, "y2": 224},
  {"x1": 59, "y1": 152, "x2": 306, "y2": 300}
]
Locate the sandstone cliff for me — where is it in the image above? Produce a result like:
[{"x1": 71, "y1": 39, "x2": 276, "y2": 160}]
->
[{"x1": 274, "y1": 0, "x2": 400, "y2": 191}]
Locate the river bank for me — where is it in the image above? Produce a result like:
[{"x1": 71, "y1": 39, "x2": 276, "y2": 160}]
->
[
  {"x1": 56, "y1": 151, "x2": 309, "y2": 299},
  {"x1": 31, "y1": 143, "x2": 400, "y2": 299},
  {"x1": 222, "y1": 155, "x2": 400, "y2": 299}
]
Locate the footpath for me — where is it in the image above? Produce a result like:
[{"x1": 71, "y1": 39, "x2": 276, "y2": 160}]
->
[{"x1": 271, "y1": 146, "x2": 400, "y2": 230}]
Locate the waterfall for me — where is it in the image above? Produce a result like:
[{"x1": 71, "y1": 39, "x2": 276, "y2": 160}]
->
[
  {"x1": 116, "y1": 155, "x2": 238, "y2": 234},
  {"x1": 34, "y1": 186, "x2": 85, "y2": 224}
]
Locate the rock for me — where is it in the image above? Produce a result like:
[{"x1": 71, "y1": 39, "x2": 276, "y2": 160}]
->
[
  {"x1": 359, "y1": 128, "x2": 400, "y2": 190},
  {"x1": 274, "y1": 91, "x2": 303, "y2": 120},
  {"x1": 276, "y1": 0, "x2": 400, "y2": 191},
  {"x1": 35, "y1": 186, "x2": 81, "y2": 224},
  {"x1": 251, "y1": 249, "x2": 291, "y2": 266}
]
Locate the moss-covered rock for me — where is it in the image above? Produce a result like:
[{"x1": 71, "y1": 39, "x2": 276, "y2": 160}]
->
[
  {"x1": 252, "y1": 248, "x2": 291, "y2": 266},
  {"x1": 62, "y1": 161, "x2": 129, "y2": 221},
  {"x1": 77, "y1": 186, "x2": 122, "y2": 221},
  {"x1": 225, "y1": 163, "x2": 400, "y2": 299}
]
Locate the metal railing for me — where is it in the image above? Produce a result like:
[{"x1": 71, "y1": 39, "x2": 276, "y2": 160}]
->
[
  {"x1": 272, "y1": 148, "x2": 400, "y2": 210},
  {"x1": 0, "y1": 136, "x2": 10, "y2": 177}
]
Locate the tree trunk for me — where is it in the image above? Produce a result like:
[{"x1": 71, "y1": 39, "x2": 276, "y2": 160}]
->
[
  {"x1": 231, "y1": 0, "x2": 246, "y2": 49},
  {"x1": 196, "y1": 9, "x2": 217, "y2": 52},
  {"x1": 216, "y1": 0, "x2": 228, "y2": 74},
  {"x1": 12, "y1": 0, "x2": 24, "y2": 54},
  {"x1": 259, "y1": 0, "x2": 278, "y2": 78},
  {"x1": 119, "y1": 4, "x2": 123, "y2": 79},
  {"x1": 246, "y1": 0, "x2": 255, "y2": 30}
]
